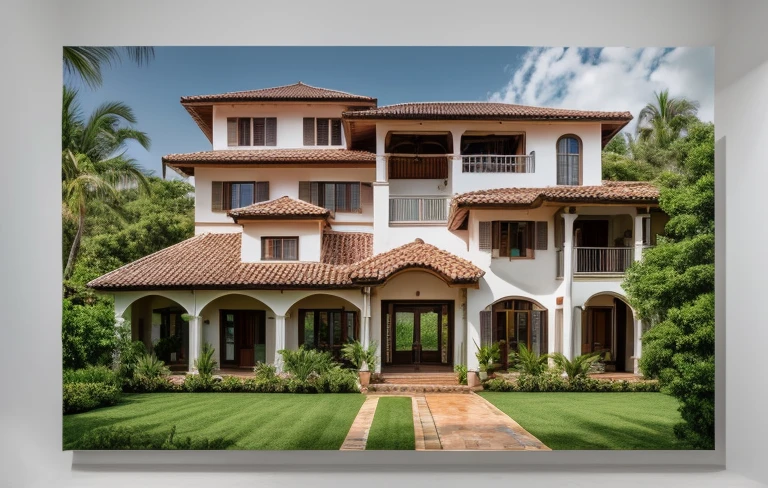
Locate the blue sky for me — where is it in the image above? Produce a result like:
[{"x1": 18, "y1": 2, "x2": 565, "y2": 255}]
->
[{"x1": 68, "y1": 47, "x2": 714, "y2": 178}]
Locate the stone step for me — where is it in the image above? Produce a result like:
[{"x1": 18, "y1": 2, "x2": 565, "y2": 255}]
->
[
  {"x1": 378, "y1": 373, "x2": 459, "y2": 386},
  {"x1": 366, "y1": 384, "x2": 471, "y2": 394}
]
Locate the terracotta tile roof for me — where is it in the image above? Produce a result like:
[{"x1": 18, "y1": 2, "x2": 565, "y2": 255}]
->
[
  {"x1": 448, "y1": 181, "x2": 659, "y2": 230},
  {"x1": 87, "y1": 233, "x2": 354, "y2": 290},
  {"x1": 228, "y1": 196, "x2": 330, "y2": 222},
  {"x1": 321, "y1": 231, "x2": 373, "y2": 265},
  {"x1": 343, "y1": 102, "x2": 633, "y2": 121},
  {"x1": 180, "y1": 82, "x2": 376, "y2": 103},
  {"x1": 347, "y1": 238, "x2": 484, "y2": 285}
]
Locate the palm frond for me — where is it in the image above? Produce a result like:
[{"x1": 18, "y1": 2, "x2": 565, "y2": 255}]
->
[{"x1": 63, "y1": 46, "x2": 155, "y2": 88}]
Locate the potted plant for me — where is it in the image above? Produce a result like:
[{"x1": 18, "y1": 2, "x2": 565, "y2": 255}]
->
[
  {"x1": 341, "y1": 340, "x2": 378, "y2": 388},
  {"x1": 474, "y1": 340, "x2": 501, "y2": 381}
]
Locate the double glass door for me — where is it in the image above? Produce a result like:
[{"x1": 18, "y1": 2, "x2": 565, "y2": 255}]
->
[
  {"x1": 392, "y1": 305, "x2": 444, "y2": 365},
  {"x1": 220, "y1": 310, "x2": 266, "y2": 368}
]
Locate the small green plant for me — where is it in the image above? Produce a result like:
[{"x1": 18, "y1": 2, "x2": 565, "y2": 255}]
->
[
  {"x1": 552, "y1": 352, "x2": 602, "y2": 380},
  {"x1": 280, "y1": 346, "x2": 336, "y2": 381},
  {"x1": 153, "y1": 336, "x2": 181, "y2": 362},
  {"x1": 63, "y1": 365, "x2": 120, "y2": 386},
  {"x1": 510, "y1": 343, "x2": 550, "y2": 376},
  {"x1": 195, "y1": 342, "x2": 218, "y2": 377},
  {"x1": 340, "y1": 340, "x2": 378, "y2": 371},
  {"x1": 135, "y1": 353, "x2": 171, "y2": 379},
  {"x1": 253, "y1": 362, "x2": 277, "y2": 380},
  {"x1": 474, "y1": 340, "x2": 501, "y2": 373},
  {"x1": 454, "y1": 364, "x2": 468, "y2": 385}
]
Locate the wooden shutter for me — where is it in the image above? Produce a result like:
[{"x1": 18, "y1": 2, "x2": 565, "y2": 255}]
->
[
  {"x1": 298, "y1": 181, "x2": 311, "y2": 202},
  {"x1": 531, "y1": 311, "x2": 543, "y2": 355},
  {"x1": 323, "y1": 182, "x2": 336, "y2": 212},
  {"x1": 330, "y1": 119, "x2": 342, "y2": 145},
  {"x1": 350, "y1": 182, "x2": 361, "y2": 213},
  {"x1": 535, "y1": 221, "x2": 548, "y2": 250},
  {"x1": 255, "y1": 182, "x2": 270, "y2": 203},
  {"x1": 211, "y1": 181, "x2": 224, "y2": 212},
  {"x1": 227, "y1": 118, "x2": 238, "y2": 146},
  {"x1": 479, "y1": 222, "x2": 492, "y2": 252},
  {"x1": 237, "y1": 118, "x2": 251, "y2": 146},
  {"x1": 265, "y1": 118, "x2": 277, "y2": 146},
  {"x1": 480, "y1": 311, "x2": 493, "y2": 347},
  {"x1": 310, "y1": 182, "x2": 320, "y2": 205},
  {"x1": 303, "y1": 118, "x2": 315, "y2": 146},
  {"x1": 361, "y1": 182, "x2": 373, "y2": 207},
  {"x1": 252, "y1": 118, "x2": 265, "y2": 146},
  {"x1": 317, "y1": 119, "x2": 329, "y2": 145},
  {"x1": 492, "y1": 221, "x2": 500, "y2": 253}
]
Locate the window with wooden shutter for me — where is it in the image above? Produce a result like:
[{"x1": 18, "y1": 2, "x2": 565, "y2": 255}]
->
[
  {"x1": 252, "y1": 118, "x2": 265, "y2": 146},
  {"x1": 303, "y1": 118, "x2": 315, "y2": 146},
  {"x1": 227, "y1": 119, "x2": 238, "y2": 146},
  {"x1": 255, "y1": 182, "x2": 270, "y2": 203},
  {"x1": 299, "y1": 181, "x2": 311, "y2": 203},
  {"x1": 211, "y1": 181, "x2": 224, "y2": 211},
  {"x1": 237, "y1": 118, "x2": 251, "y2": 146},
  {"x1": 349, "y1": 183, "x2": 361, "y2": 213},
  {"x1": 323, "y1": 183, "x2": 336, "y2": 212},
  {"x1": 535, "y1": 221, "x2": 548, "y2": 250},
  {"x1": 490, "y1": 220, "x2": 537, "y2": 258},
  {"x1": 361, "y1": 183, "x2": 373, "y2": 207},
  {"x1": 480, "y1": 311, "x2": 493, "y2": 347},
  {"x1": 479, "y1": 221, "x2": 492, "y2": 252},
  {"x1": 331, "y1": 119, "x2": 342, "y2": 145},
  {"x1": 317, "y1": 119, "x2": 330, "y2": 146},
  {"x1": 265, "y1": 118, "x2": 277, "y2": 146}
]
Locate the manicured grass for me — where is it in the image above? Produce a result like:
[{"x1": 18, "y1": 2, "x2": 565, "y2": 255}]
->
[
  {"x1": 63, "y1": 393, "x2": 366, "y2": 450},
  {"x1": 366, "y1": 397, "x2": 415, "y2": 450},
  {"x1": 479, "y1": 392, "x2": 689, "y2": 450}
]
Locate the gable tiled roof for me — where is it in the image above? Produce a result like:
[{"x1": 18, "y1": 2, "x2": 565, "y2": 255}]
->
[
  {"x1": 180, "y1": 82, "x2": 376, "y2": 103},
  {"x1": 228, "y1": 196, "x2": 330, "y2": 222},
  {"x1": 321, "y1": 231, "x2": 373, "y2": 265},
  {"x1": 347, "y1": 238, "x2": 484, "y2": 285},
  {"x1": 86, "y1": 233, "x2": 354, "y2": 290},
  {"x1": 447, "y1": 181, "x2": 659, "y2": 229},
  {"x1": 342, "y1": 102, "x2": 633, "y2": 121}
]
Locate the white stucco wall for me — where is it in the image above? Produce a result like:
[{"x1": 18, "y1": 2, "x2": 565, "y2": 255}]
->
[{"x1": 240, "y1": 221, "x2": 322, "y2": 262}]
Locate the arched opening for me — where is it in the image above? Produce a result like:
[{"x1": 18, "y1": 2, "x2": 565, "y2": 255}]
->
[
  {"x1": 199, "y1": 294, "x2": 274, "y2": 370},
  {"x1": 582, "y1": 293, "x2": 636, "y2": 373},
  {"x1": 485, "y1": 297, "x2": 548, "y2": 369},
  {"x1": 556, "y1": 134, "x2": 582, "y2": 185},
  {"x1": 288, "y1": 293, "x2": 362, "y2": 361},
  {"x1": 124, "y1": 295, "x2": 190, "y2": 370}
]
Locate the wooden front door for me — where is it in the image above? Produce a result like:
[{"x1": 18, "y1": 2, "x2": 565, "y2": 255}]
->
[
  {"x1": 582, "y1": 307, "x2": 613, "y2": 358},
  {"x1": 391, "y1": 304, "x2": 444, "y2": 365},
  {"x1": 220, "y1": 310, "x2": 266, "y2": 368}
]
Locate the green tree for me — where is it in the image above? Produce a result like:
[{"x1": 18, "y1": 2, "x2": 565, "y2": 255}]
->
[
  {"x1": 62, "y1": 298, "x2": 117, "y2": 369},
  {"x1": 62, "y1": 85, "x2": 151, "y2": 280},
  {"x1": 604, "y1": 133, "x2": 628, "y2": 155},
  {"x1": 601, "y1": 151, "x2": 658, "y2": 181},
  {"x1": 636, "y1": 89, "x2": 700, "y2": 149},
  {"x1": 63, "y1": 47, "x2": 154, "y2": 89},
  {"x1": 622, "y1": 122, "x2": 715, "y2": 449}
]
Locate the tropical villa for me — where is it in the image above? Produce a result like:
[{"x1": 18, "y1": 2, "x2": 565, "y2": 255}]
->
[{"x1": 87, "y1": 82, "x2": 666, "y2": 378}]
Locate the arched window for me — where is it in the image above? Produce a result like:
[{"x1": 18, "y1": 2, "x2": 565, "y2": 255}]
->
[{"x1": 557, "y1": 135, "x2": 581, "y2": 185}]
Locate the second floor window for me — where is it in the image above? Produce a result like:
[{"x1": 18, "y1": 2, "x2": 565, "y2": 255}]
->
[
  {"x1": 557, "y1": 135, "x2": 581, "y2": 185},
  {"x1": 303, "y1": 118, "x2": 342, "y2": 146},
  {"x1": 211, "y1": 181, "x2": 270, "y2": 211},
  {"x1": 262, "y1": 237, "x2": 298, "y2": 261},
  {"x1": 479, "y1": 220, "x2": 548, "y2": 258},
  {"x1": 227, "y1": 117, "x2": 277, "y2": 147},
  {"x1": 298, "y1": 181, "x2": 361, "y2": 213}
]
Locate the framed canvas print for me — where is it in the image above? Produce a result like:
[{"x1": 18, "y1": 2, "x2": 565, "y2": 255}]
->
[{"x1": 61, "y1": 45, "x2": 716, "y2": 455}]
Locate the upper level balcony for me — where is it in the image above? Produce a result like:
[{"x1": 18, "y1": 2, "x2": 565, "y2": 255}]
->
[{"x1": 461, "y1": 153, "x2": 535, "y2": 173}]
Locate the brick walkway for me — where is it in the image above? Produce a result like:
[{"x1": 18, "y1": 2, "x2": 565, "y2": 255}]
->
[{"x1": 339, "y1": 396, "x2": 379, "y2": 450}]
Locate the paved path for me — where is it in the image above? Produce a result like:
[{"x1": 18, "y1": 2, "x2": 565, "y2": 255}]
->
[
  {"x1": 414, "y1": 394, "x2": 550, "y2": 451},
  {"x1": 339, "y1": 396, "x2": 379, "y2": 450}
]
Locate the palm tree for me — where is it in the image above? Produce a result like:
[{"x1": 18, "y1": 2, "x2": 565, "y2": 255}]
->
[
  {"x1": 510, "y1": 343, "x2": 550, "y2": 376},
  {"x1": 636, "y1": 89, "x2": 700, "y2": 149},
  {"x1": 62, "y1": 85, "x2": 151, "y2": 279},
  {"x1": 63, "y1": 47, "x2": 155, "y2": 89},
  {"x1": 552, "y1": 352, "x2": 602, "y2": 380}
]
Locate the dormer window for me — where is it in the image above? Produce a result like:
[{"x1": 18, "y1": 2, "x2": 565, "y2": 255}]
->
[
  {"x1": 303, "y1": 118, "x2": 342, "y2": 146},
  {"x1": 227, "y1": 117, "x2": 277, "y2": 147},
  {"x1": 262, "y1": 237, "x2": 299, "y2": 261}
]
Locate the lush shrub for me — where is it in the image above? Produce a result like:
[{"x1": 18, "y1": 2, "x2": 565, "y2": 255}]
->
[
  {"x1": 552, "y1": 352, "x2": 602, "y2": 380},
  {"x1": 314, "y1": 366, "x2": 358, "y2": 393},
  {"x1": 253, "y1": 362, "x2": 277, "y2": 380},
  {"x1": 114, "y1": 324, "x2": 149, "y2": 385},
  {"x1": 194, "y1": 343, "x2": 218, "y2": 377},
  {"x1": 63, "y1": 382, "x2": 121, "y2": 414},
  {"x1": 62, "y1": 299, "x2": 117, "y2": 370},
  {"x1": 135, "y1": 353, "x2": 171, "y2": 378},
  {"x1": 153, "y1": 336, "x2": 181, "y2": 363},
  {"x1": 72, "y1": 425, "x2": 232, "y2": 450},
  {"x1": 216, "y1": 376, "x2": 245, "y2": 392},
  {"x1": 126, "y1": 375, "x2": 176, "y2": 393},
  {"x1": 510, "y1": 344, "x2": 550, "y2": 376},
  {"x1": 482, "y1": 374, "x2": 660, "y2": 393},
  {"x1": 474, "y1": 340, "x2": 501, "y2": 373},
  {"x1": 340, "y1": 340, "x2": 379, "y2": 371},
  {"x1": 63, "y1": 365, "x2": 120, "y2": 386},
  {"x1": 454, "y1": 364, "x2": 468, "y2": 385},
  {"x1": 183, "y1": 373, "x2": 217, "y2": 392},
  {"x1": 280, "y1": 347, "x2": 336, "y2": 381}
]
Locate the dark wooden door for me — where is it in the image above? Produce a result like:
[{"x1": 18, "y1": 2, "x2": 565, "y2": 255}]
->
[
  {"x1": 220, "y1": 310, "x2": 265, "y2": 367},
  {"x1": 575, "y1": 220, "x2": 609, "y2": 247},
  {"x1": 391, "y1": 305, "x2": 443, "y2": 365}
]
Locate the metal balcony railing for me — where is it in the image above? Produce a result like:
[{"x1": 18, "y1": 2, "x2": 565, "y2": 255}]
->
[
  {"x1": 461, "y1": 153, "x2": 535, "y2": 173},
  {"x1": 574, "y1": 247, "x2": 634, "y2": 274}
]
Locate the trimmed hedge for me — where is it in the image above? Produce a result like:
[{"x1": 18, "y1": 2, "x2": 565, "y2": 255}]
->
[
  {"x1": 63, "y1": 365, "x2": 120, "y2": 387},
  {"x1": 179, "y1": 368, "x2": 359, "y2": 394},
  {"x1": 63, "y1": 382, "x2": 122, "y2": 414},
  {"x1": 73, "y1": 425, "x2": 232, "y2": 450},
  {"x1": 483, "y1": 372, "x2": 660, "y2": 393}
]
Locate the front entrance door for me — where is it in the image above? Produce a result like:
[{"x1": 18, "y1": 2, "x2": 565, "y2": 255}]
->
[
  {"x1": 391, "y1": 304, "x2": 446, "y2": 366},
  {"x1": 220, "y1": 310, "x2": 266, "y2": 368},
  {"x1": 582, "y1": 307, "x2": 613, "y2": 358}
]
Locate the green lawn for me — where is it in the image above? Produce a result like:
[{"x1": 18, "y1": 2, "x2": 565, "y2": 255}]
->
[
  {"x1": 366, "y1": 397, "x2": 415, "y2": 450},
  {"x1": 63, "y1": 393, "x2": 366, "y2": 450},
  {"x1": 479, "y1": 392, "x2": 689, "y2": 450}
]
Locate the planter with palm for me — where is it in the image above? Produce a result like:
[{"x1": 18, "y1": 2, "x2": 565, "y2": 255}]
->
[
  {"x1": 474, "y1": 340, "x2": 501, "y2": 380},
  {"x1": 340, "y1": 340, "x2": 378, "y2": 387}
]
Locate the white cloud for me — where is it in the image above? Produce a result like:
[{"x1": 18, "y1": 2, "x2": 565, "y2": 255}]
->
[{"x1": 489, "y1": 47, "x2": 714, "y2": 133}]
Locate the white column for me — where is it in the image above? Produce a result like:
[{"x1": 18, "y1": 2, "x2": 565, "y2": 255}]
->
[
  {"x1": 361, "y1": 287, "x2": 371, "y2": 349},
  {"x1": 188, "y1": 316, "x2": 200, "y2": 372},
  {"x1": 372, "y1": 182, "x2": 389, "y2": 254},
  {"x1": 634, "y1": 214, "x2": 649, "y2": 262},
  {"x1": 113, "y1": 315, "x2": 126, "y2": 368},
  {"x1": 633, "y1": 317, "x2": 643, "y2": 375},
  {"x1": 561, "y1": 211, "x2": 579, "y2": 359},
  {"x1": 274, "y1": 315, "x2": 286, "y2": 372}
]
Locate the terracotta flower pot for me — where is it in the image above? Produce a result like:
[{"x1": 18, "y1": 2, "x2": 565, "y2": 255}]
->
[{"x1": 359, "y1": 371, "x2": 371, "y2": 388}]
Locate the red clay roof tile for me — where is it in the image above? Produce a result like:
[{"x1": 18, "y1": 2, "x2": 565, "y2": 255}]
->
[
  {"x1": 320, "y1": 231, "x2": 373, "y2": 266},
  {"x1": 180, "y1": 82, "x2": 376, "y2": 103},
  {"x1": 228, "y1": 196, "x2": 330, "y2": 221}
]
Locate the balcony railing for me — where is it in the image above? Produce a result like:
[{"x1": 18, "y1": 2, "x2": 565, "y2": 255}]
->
[
  {"x1": 461, "y1": 153, "x2": 535, "y2": 173},
  {"x1": 389, "y1": 196, "x2": 449, "y2": 224},
  {"x1": 574, "y1": 247, "x2": 634, "y2": 274}
]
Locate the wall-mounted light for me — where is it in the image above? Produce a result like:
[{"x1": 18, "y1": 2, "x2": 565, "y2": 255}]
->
[{"x1": 203, "y1": 319, "x2": 210, "y2": 325}]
